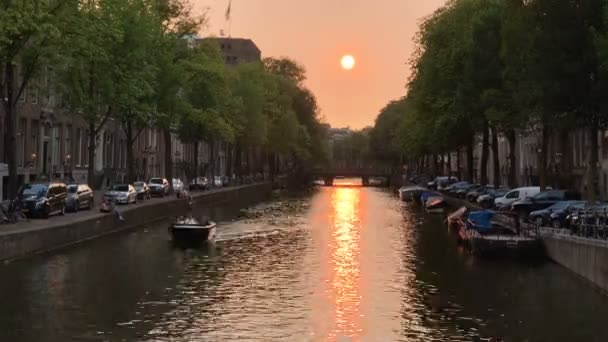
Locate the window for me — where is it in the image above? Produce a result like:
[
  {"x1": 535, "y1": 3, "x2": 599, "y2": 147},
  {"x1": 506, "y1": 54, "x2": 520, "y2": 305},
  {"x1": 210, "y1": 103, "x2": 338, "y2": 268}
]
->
[
  {"x1": 44, "y1": 67, "x2": 54, "y2": 106},
  {"x1": 76, "y1": 128, "x2": 82, "y2": 166},
  {"x1": 18, "y1": 119, "x2": 26, "y2": 167},
  {"x1": 18, "y1": 68, "x2": 26, "y2": 102},
  {"x1": 505, "y1": 190, "x2": 519, "y2": 199},
  {"x1": 28, "y1": 75, "x2": 38, "y2": 104},
  {"x1": 84, "y1": 129, "x2": 89, "y2": 167},
  {"x1": 52, "y1": 126, "x2": 60, "y2": 167}
]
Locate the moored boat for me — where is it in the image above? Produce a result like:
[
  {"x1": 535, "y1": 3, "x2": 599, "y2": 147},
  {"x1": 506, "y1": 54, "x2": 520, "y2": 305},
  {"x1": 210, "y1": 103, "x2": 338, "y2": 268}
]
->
[
  {"x1": 447, "y1": 207, "x2": 541, "y2": 256},
  {"x1": 425, "y1": 196, "x2": 447, "y2": 213},
  {"x1": 169, "y1": 216, "x2": 217, "y2": 242},
  {"x1": 398, "y1": 185, "x2": 426, "y2": 202}
]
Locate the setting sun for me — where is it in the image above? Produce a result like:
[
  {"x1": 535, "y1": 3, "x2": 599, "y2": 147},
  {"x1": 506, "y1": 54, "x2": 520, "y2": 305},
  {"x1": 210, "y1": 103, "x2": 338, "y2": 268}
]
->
[{"x1": 341, "y1": 55, "x2": 356, "y2": 70}]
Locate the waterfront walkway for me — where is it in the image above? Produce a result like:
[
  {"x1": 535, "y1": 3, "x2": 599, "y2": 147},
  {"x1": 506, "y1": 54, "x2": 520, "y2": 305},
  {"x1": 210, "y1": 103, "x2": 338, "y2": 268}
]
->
[{"x1": 0, "y1": 183, "x2": 272, "y2": 261}]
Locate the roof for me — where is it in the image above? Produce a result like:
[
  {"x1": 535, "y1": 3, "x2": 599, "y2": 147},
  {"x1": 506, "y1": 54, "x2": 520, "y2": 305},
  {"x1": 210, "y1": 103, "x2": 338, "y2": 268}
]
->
[{"x1": 197, "y1": 37, "x2": 261, "y2": 54}]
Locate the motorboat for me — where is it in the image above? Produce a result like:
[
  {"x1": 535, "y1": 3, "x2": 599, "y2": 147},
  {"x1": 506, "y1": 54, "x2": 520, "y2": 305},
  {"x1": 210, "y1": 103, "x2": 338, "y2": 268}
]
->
[
  {"x1": 169, "y1": 216, "x2": 217, "y2": 242},
  {"x1": 425, "y1": 195, "x2": 447, "y2": 213},
  {"x1": 398, "y1": 185, "x2": 427, "y2": 202},
  {"x1": 447, "y1": 207, "x2": 540, "y2": 256}
]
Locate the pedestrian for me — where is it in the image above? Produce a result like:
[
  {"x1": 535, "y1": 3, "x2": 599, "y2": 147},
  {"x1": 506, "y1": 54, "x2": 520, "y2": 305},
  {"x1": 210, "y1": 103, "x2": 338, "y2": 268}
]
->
[{"x1": 111, "y1": 200, "x2": 124, "y2": 222}]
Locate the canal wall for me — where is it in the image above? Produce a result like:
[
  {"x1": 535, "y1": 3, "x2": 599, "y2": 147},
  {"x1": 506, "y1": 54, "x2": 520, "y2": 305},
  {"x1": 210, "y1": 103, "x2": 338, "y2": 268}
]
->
[
  {"x1": 540, "y1": 228, "x2": 608, "y2": 293},
  {"x1": 0, "y1": 183, "x2": 272, "y2": 262},
  {"x1": 443, "y1": 193, "x2": 608, "y2": 294}
]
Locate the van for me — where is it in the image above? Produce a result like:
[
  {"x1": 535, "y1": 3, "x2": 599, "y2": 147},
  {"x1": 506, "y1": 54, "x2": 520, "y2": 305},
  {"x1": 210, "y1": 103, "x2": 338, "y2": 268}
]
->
[{"x1": 494, "y1": 187, "x2": 541, "y2": 209}]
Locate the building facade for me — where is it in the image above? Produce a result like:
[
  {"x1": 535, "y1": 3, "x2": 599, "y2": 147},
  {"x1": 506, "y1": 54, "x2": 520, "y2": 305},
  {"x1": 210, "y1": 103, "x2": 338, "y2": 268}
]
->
[{"x1": 0, "y1": 37, "x2": 262, "y2": 198}]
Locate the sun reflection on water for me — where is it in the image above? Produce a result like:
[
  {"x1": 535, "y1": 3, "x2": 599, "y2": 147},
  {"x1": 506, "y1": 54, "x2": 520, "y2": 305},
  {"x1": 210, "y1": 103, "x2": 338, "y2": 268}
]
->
[{"x1": 330, "y1": 187, "x2": 362, "y2": 340}]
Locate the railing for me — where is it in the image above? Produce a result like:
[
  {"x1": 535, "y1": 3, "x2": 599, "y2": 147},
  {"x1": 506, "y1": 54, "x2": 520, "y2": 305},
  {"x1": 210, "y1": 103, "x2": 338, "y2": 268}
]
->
[{"x1": 537, "y1": 208, "x2": 608, "y2": 241}]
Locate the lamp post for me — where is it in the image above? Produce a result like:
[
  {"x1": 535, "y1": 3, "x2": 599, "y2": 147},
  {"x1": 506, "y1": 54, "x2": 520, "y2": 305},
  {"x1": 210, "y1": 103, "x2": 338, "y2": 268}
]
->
[{"x1": 64, "y1": 154, "x2": 72, "y2": 182}]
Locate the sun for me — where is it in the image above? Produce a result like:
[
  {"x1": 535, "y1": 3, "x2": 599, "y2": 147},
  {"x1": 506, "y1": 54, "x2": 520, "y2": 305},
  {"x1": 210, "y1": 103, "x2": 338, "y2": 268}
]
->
[{"x1": 341, "y1": 55, "x2": 356, "y2": 70}]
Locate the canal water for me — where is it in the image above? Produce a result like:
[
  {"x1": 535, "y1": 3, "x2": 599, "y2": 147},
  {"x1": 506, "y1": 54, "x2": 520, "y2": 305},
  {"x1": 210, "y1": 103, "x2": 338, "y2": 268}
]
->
[{"x1": 1, "y1": 179, "x2": 608, "y2": 341}]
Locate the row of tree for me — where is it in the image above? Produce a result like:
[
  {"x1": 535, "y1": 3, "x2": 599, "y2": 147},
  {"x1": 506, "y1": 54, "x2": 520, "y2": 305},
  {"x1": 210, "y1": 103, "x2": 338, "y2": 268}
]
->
[
  {"x1": 369, "y1": 0, "x2": 608, "y2": 198},
  {"x1": 1, "y1": 0, "x2": 328, "y2": 197}
]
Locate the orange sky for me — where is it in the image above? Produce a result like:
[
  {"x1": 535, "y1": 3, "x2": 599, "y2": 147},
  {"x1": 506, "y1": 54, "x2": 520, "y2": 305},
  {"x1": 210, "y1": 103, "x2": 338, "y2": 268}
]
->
[{"x1": 195, "y1": 0, "x2": 446, "y2": 129}]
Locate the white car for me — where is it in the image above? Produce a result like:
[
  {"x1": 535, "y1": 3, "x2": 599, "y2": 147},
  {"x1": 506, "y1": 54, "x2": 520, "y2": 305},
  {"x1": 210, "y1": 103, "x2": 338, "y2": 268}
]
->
[
  {"x1": 172, "y1": 178, "x2": 184, "y2": 192},
  {"x1": 104, "y1": 184, "x2": 137, "y2": 204},
  {"x1": 495, "y1": 187, "x2": 541, "y2": 209},
  {"x1": 213, "y1": 176, "x2": 223, "y2": 187}
]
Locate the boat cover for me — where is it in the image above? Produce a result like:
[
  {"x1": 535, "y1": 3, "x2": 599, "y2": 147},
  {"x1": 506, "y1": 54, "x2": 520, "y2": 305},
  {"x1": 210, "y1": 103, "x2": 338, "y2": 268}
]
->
[
  {"x1": 420, "y1": 191, "x2": 438, "y2": 203},
  {"x1": 448, "y1": 207, "x2": 468, "y2": 220},
  {"x1": 468, "y1": 210, "x2": 495, "y2": 231}
]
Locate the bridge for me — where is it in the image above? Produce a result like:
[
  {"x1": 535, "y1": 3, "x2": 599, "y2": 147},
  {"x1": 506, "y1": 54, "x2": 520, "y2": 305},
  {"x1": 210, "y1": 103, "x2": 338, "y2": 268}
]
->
[{"x1": 311, "y1": 167, "x2": 393, "y2": 186}]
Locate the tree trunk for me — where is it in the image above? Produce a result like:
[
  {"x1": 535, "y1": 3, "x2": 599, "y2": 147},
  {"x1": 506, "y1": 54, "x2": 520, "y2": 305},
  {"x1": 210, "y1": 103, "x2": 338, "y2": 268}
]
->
[
  {"x1": 125, "y1": 121, "x2": 135, "y2": 184},
  {"x1": 235, "y1": 142, "x2": 242, "y2": 180},
  {"x1": 268, "y1": 151, "x2": 275, "y2": 180},
  {"x1": 446, "y1": 151, "x2": 452, "y2": 176},
  {"x1": 163, "y1": 128, "x2": 172, "y2": 189},
  {"x1": 432, "y1": 153, "x2": 438, "y2": 177},
  {"x1": 193, "y1": 141, "x2": 199, "y2": 180},
  {"x1": 226, "y1": 143, "x2": 233, "y2": 181},
  {"x1": 2, "y1": 63, "x2": 17, "y2": 199},
  {"x1": 480, "y1": 119, "x2": 489, "y2": 185},
  {"x1": 506, "y1": 129, "x2": 517, "y2": 188},
  {"x1": 209, "y1": 140, "x2": 216, "y2": 183},
  {"x1": 456, "y1": 148, "x2": 462, "y2": 180},
  {"x1": 245, "y1": 147, "x2": 251, "y2": 175},
  {"x1": 587, "y1": 125, "x2": 599, "y2": 201},
  {"x1": 87, "y1": 122, "x2": 97, "y2": 188},
  {"x1": 491, "y1": 126, "x2": 500, "y2": 187},
  {"x1": 466, "y1": 137, "x2": 474, "y2": 182},
  {"x1": 539, "y1": 124, "x2": 549, "y2": 190}
]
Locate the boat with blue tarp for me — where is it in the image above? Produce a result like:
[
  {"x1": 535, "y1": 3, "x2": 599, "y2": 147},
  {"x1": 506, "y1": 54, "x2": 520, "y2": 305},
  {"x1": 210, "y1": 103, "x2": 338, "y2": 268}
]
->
[
  {"x1": 419, "y1": 191, "x2": 447, "y2": 213},
  {"x1": 447, "y1": 207, "x2": 541, "y2": 256}
]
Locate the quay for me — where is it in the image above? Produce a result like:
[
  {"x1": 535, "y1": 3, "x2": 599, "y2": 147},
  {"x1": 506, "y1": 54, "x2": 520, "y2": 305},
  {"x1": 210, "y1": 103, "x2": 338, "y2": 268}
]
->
[
  {"x1": 0, "y1": 183, "x2": 272, "y2": 262},
  {"x1": 437, "y1": 193, "x2": 608, "y2": 294}
]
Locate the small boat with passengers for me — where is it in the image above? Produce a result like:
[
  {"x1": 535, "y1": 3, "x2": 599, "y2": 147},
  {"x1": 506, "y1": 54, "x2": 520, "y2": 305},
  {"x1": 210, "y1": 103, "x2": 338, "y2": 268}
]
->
[
  {"x1": 169, "y1": 216, "x2": 217, "y2": 242},
  {"x1": 447, "y1": 207, "x2": 540, "y2": 256}
]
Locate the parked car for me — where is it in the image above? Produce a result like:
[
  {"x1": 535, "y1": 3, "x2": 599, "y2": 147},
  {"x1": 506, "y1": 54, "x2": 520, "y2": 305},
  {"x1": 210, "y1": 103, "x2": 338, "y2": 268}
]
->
[
  {"x1": 104, "y1": 184, "x2": 137, "y2": 204},
  {"x1": 189, "y1": 177, "x2": 209, "y2": 190},
  {"x1": 134, "y1": 181, "x2": 151, "y2": 200},
  {"x1": 494, "y1": 187, "x2": 541, "y2": 210},
  {"x1": 466, "y1": 185, "x2": 495, "y2": 202},
  {"x1": 19, "y1": 182, "x2": 68, "y2": 218},
  {"x1": 65, "y1": 184, "x2": 94, "y2": 212},
  {"x1": 454, "y1": 184, "x2": 480, "y2": 199},
  {"x1": 221, "y1": 175, "x2": 230, "y2": 187},
  {"x1": 213, "y1": 176, "x2": 223, "y2": 187},
  {"x1": 148, "y1": 177, "x2": 169, "y2": 197},
  {"x1": 443, "y1": 181, "x2": 469, "y2": 195},
  {"x1": 477, "y1": 188, "x2": 509, "y2": 209},
  {"x1": 427, "y1": 176, "x2": 458, "y2": 190},
  {"x1": 511, "y1": 190, "x2": 582, "y2": 218},
  {"x1": 529, "y1": 200, "x2": 586, "y2": 227},
  {"x1": 567, "y1": 203, "x2": 608, "y2": 229}
]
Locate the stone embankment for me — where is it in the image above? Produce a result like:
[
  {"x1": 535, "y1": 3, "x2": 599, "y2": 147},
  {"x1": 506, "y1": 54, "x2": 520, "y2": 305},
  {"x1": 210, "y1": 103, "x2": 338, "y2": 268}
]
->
[{"x1": 0, "y1": 183, "x2": 272, "y2": 262}]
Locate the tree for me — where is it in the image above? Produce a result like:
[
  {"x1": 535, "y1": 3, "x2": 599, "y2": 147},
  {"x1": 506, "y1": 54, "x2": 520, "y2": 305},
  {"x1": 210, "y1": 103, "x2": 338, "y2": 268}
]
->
[
  {"x1": 61, "y1": 0, "x2": 124, "y2": 188},
  {"x1": 153, "y1": 0, "x2": 204, "y2": 189},
  {"x1": 0, "y1": 0, "x2": 73, "y2": 197},
  {"x1": 178, "y1": 40, "x2": 233, "y2": 182}
]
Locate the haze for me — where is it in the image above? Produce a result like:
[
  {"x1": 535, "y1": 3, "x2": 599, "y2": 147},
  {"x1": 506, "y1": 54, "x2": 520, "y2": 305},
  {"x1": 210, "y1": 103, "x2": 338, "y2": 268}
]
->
[{"x1": 195, "y1": 0, "x2": 446, "y2": 129}]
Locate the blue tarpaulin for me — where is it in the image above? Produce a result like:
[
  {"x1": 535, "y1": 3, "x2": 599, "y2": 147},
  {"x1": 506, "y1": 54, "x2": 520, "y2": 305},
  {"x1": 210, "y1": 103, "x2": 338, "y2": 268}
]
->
[
  {"x1": 420, "y1": 191, "x2": 437, "y2": 203},
  {"x1": 467, "y1": 210, "x2": 495, "y2": 231}
]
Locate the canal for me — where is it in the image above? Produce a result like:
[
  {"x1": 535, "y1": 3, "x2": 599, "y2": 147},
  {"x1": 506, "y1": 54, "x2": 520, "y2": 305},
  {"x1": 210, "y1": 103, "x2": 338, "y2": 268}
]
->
[{"x1": 1, "y1": 179, "x2": 608, "y2": 341}]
